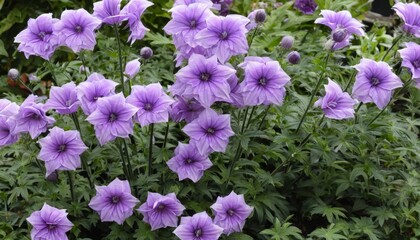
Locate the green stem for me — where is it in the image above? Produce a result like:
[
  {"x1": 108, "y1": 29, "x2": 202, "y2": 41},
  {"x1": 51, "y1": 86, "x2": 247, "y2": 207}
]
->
[
  {"x1": 245, "y1": 106, "x2": 257, "y2": 129},
  {"x1": 343, "y1": 70, "x2": 357, "y2": 92},
  {"x1": 17, "y1": 77, "x2": 33, "y2": 94},
  {"x1": 299, "y1": 29, "x2": 311, "y2": 46},
  {"x1": 163, "y1": 122, "x2": 170, "y2": 149},
  {"x1": 66, "y1": 171, "x2": 75, "y2": 202},
  {"x1": 148, "y1": 123, "x2": 154, "y2": 176},
  {"x1": 117, "y1": 140, "x2": 130, "y2": 180},
  {"x1": 47, "y1": 61, "x2": 58, "y2": 85},
  {"x1": 257, "y1": 105, "x2": 271, "y2": 130},
  {"x1": 295, "y1": 53, "x2": 330, "y2": 133},
  {"x1": 247, "y1": 26, "x2": 259, "y2": 54},
  {"x1": 381, "y1": 34, "x2": 403, "y2": 61},
  {"x1": 122, "y1": 139, "x2": 133, "y2": 181},
  {"x1": 79, "y1": 51, "x2": 89, "y2": 80},
  {"x1": 113, "y1": 24, "x2": 126, "y2": 96}
]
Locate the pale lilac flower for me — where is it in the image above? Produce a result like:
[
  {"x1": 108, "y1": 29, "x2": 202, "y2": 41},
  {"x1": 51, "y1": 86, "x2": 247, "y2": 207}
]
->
[
  {"x1": 44, "y1": 82, "x2": 80, "y2": 114},
  {"x1": 14, "y1": 13, "x2": 59, "y2": 60},
  {"x1": 352, "y1": 59, "x2": 403, "y2": 109},
  {"x1": 77, "y1": 72, "x2": 118, "y2": 115},
  {"x1": 121, "y1": 0, "x2": 154, "y2": 45},
  {"x1": 138, "y1": 192, "x2": 185, "y2": 230},
  {"x1": 393, "y1": 2, "x2": 420, "y2": 38},
  {"x1": 126, "y1": 83, "x2": 174, "y2": 127},
  {"x1": 294, "y1": 0, "x2": 317, "y2": 15},
  {"x1": 399, "y1": 42, "x2": 420, "y2": 79},
  {"x1": 0, "y1": 99, "x2": 19, "y2": 117},
  {"x1": 164, "y1": 2, "x2": 214, "y2": 47},
  {"x1": 0, "y1": 99, "x2": 20, "y2": 147},
  {"x1": 86, "y1": 93, "x2": 138, "y2": 145},
  {"x1": 195, "y1": 15, "x2": 249, "y2": 63},
  {"x1": 182, "y1": 109, "x2": 234, "y2": 155},
  {"x1": 173, "y1": 34, "x2": 211, "y2": 67},
  {"x1": 55, "y1": 9, "x2": 101, "y2": 53},
  {"x1": 315, "y1": 10, "x2": 365, "y2": 50},
  {"x1": 27, "y1": 203, "x2": 73, "y2": 240},
  {"x1": 93, "y1": 0, "x2": 127, "y2": 25},
  {"x1": 173, "y1": 211, "x2": 223, "y2": 240},
  {"x1": 167, "y1": 142, "x2": 212, "y2": 182},
  {"x1": 174, "y1": 0, "x2": 213, "y2": 6},
  {"x1": 281, "y1": 36, "x2": 294, "y2": 49},
  {"x1": 38, "y1": 127, "x2": 87, "y2": 176},
  {"x1": 227, "y1": 74, "x2": 246, "y2": 108},
  {"x1": 89, "y1": 178, "x2": 139, "y2": 224},
  {"x1": 246, "y1": 9, "x2": 266, "y2": 30},
  {"x1": 124, "y1": 59, "x2": 141, "y2": 79},
  {"x1": 14, "y1": 95, "x2": 55, "y2": 139},
  {"x1": 314, "y1": 79, "x2": 356, "y2": 120},
  {"x1": 212, "y1": 0, "x2": 233, "y2": 16},
  {"x1": 173, "y1": 54, "x2": 234, "y2": 107},
  {"x1": 240, "y1": 57, "x2": 290, "y2": 106},
  {"x1": 211, "y1": 191, "x2": 253, "y2": 235},
  {"x1": 170, "y1": 96, "x2": 205, "y2": 123}
]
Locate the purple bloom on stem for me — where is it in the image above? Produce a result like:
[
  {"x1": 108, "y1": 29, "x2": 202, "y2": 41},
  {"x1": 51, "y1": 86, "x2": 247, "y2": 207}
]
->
[
  {"x1": 173, "y1": 34, "x2": 211, "y2": 67},
  {"x1": 352, "y1": 59, "x2": 403, "y2": 109},
  {"x1": 240, "y1": 57, "x2": 290, "y2": 106},
  {"x1": 182, "y1": 109, "x2": 234, "y2": 155},
  {"x1": 195, "y1": 15, "x2": 249, "y2": 63},
  {"x1": 174, "y1": 54, "x2": 234, "y2": 107},
  {"x1": 27, "y1": 203, "x2": 73, "y2": 240},
  {"x1": 174, "y1": 0, "x2": 213, "y2": 6},
  {"x1": 399, "y1": 42, "x2": 420, "y2": 79},
  {"x1": 38, "y1": 127, "x2": 87, "y2": 176},
  {"x1": 77, "y1": 72, "x2": 118, "y2": 115},
  {"x1": 211, "y1": 191, "x2": 253, "y2": 235},
  {"x1": 55, "y1": 9, "x2": 101, "y2": 53},
  {"x1": 227, "y1": 74, "x2": 246, "y2": 108},
  {"x1": 167, "y1": 142, "x2": 212, "y2": 182},
  {"x1": 246, "y1": 9, "x2": 266, "y2": 30},
  {"x1": 44, "y1": 82, "x2": 80, "y2": 114},
  {"x1": 93, "y1": 0, "x2": 127, "y2": 25},
  {"x1": 14, "y1": 95, "x2": 55, "y2": 139},
  {"x1": 86, "y1": 93, "x2": 138, "y2": 145},
  {"x1": 393, "y1": 2, "x2": 420, "y2": 38},
  {"x1": 121, "y1": 0, "x2": 153, "y2": 45},
  {"x1": 124, "y1": 59, "x2": 141, "y2": 79},
  {"x1": 314, "y1": 79, "x2": 356, "y2": 120},
  {"x1": 315, "y1": 10, "x2": 365, "y2": 50},
  {"x1": 14, "y1": 13, "x2": 59, "y2": 60},
  {"x1": 170, "y1": 96, "x2": 205, "y2": 123},
  {"x1": 126, "y1": 83, "x2": 174, "y2": 127},
  {"x1": 173, "y1": 211, "x2": 223, "y2": 240},
  {"x1": 137, "y1": 192, "x2": 185, "y2": 230},
  {"x1": 89, "y1": 178, "x2": 139, "y2": 224},
  {"x1": 0, "y1": 99, "x2": 20, "y2": 147},
  {"x1": 0, "y1": 99, "x2": 19, "y2": 117},
  {"x1": 164, "y1": 2, "x2": 213, "y2": 47},
  {"x1": 294, "y1": 0, "x2": 318, "y2": 15}
]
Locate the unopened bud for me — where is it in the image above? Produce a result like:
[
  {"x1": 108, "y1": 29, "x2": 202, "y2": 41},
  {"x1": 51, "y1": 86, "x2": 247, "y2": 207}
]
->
[
  {"x1": 281, "y1": 36, "x2": 294, "y2": 49},
  {"x1": 332, "y1": 28, "x2": 347, "y2": 43},
  {"x1": 255, "y1": 10, "x2": 266, "y2": 24},
  {"x1": 287, "y1": 51, "x2": 301, "y2": 64},
  {"x1": 8, "y1": 68, "x2": 19, "y2": 81},
  {"x1": 140, "y1": 47, "x2": 153, "y2": 59},
  {"x1": 46, "y1": 171, "x2": 59, "y2": 183}
]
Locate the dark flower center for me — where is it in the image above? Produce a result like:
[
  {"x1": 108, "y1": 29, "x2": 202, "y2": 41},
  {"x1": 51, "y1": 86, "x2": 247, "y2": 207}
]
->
[
  {"x1": 227, "y1": 209, "x2": 235, "y2": 216},
  {"x1": 332, "y1": 28, "x2": 348, "y2": 43},
  {"x1": 31, "y1": 113, "x2": 40, "y2": 120},
  {"x1": 158, "y1": 204, "x2": 165, "y2": 210},
  {"x1": 328, "y1": 101, "x2": 337, "y2": 108},
  {"x1": 219, "y1": 31, "x2": 228, "y2": 40},
  {"x1": 194, "y1": 228, "x2": 202, "y2": 237},
  {"x1": 185, "y1": 158, "x2": 194, "y2": 164},
  {"x1": 259, "y1": 77, "x2": 267, "y2": 86},
  {"x1": 58, "y1": 144, "x2": 66, "y2": 153},
  {"x1": 144, "y1": 103, "x2": 153, "y2": 111},
  {"x1": 112, "y1": 196, "x2": 120, "y2": 204},
  {"x1": 65, "y1": 100, "x2": 72, "y2": 107},
  {"x1": 206, "y1": 127, "x2": 215, "y2": 135},
  {"x1": 413, "y1": 59, "x2": 420, "y2": 68},
  {"x1": 190, "y1": 20, "x2": 197, "y2": 29},
  {"x1": 370, "y1": 77, "x2": 380, "y2": 86},
  {"x1": 38, "y1": 31, "x2": 46, "y2": 40},
  {"x1": 94, "y1": 95, "x2": 103, "y2": 100},
  {"x1": 200, "y1": 72, "x2": 211, "y2": 81},
  {"x1": 75, "y1": 25, "x2": 83, "y2": 33},
  {"x1": 47, "y1": 224, "x2": 56, "y2": 230},
  {"x1": 109, "y1": 113, "x2": 118, "y2": 122}
]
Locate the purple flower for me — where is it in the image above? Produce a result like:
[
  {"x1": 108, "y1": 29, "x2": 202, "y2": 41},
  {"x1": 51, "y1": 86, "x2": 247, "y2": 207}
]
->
[
  {"x1": 280, "y1": 35, "x2": 294, "y2": 49},
  {"x1": 227, "y1": 74, "x2": 246, "y2": 108},
  {"x1": 77, "y1": 72, "x2": 118, "y2": 115},
  {"x1": 399, "y1": 42, "x2": 420, "y2": 79},
  {"x1": 195, "y1": 15, "x2": 249, "y2": 63},
  {"x1": 170, "y1": 96, "x2": 205, "y2": 123},
  {"x1": 86, "y1": 93, "x2": 138, "y2": 145},
  {"x1": 27, "y1": 203, "x2": 73, "y2": 240},
  {"x1": 393, "y1": 2, "x2": 420, "y2": 38},
  {"x1": 315, "y1": 10, "x2": 365, "y2": 50},
  {"x1": 89, "y1": 178, "x2": 139, "y2": 224},
  {"x1": 240, "y1": 57, "x2": 290, "y2": 106},
  {"x1": 55, "y1": 9, "x2": 101, "y2": 53},
  {"x1": 126, "y1": 83, "x2": 174, "y2": 127},
  {"x1": 173, "y1": 54, "x2": 234, "y2": 107},
  {"x1": 211, "y1": 191, "x2": 253, "y2": 235},
  {"x1": 174, "y1": 0, "x2": 213, "y2": 6},
  {"x1": 182, "y1": 109, "x2": 234, "y2": 155},
  {"x1": 294, "y1": 0, "x2": 318, "y2": 15},
  {"x1": 14, "y1": 95, "x2": 55, "y2": 139},
  {"x1": 38, "y1": 127, "x2": 87, "y2": 176},
  {"x1": 212, "y1": 0, "x2": 233, "y2": 16},
  {"x1": 173, "y1": 34, "x2": 211, "y2": 67},
  {"x1": 167, "y1": 142, "x2": 212, "y2": 182},
  {"x1": 93, "y1": 0, "x2": 127, "y2": 25},
  {"x1": 246, "y1": 9, "x2": 266, "y2": 30},
  {"x1": 173, "y1": 211, "x2": 223, "y2": 240},
  {"x1": 14, "y1": 13, "x2": 59, "y2": 60},
  {"x1": 137, "y1": 192, "x2": 185, "y2": 230},
  {"x1": 0, "y1": 99, "x2": 20, "y2": 147},
  {"x1": 121, "y1": 0, "x2": 154, "y2": 45},
  {"x1": 164, "y1": 2, "x2": 214, "y2": 47},
  {"x1": 352, "y1": 59, "x2": 403, "y2": 109},
  {"x1": 124, "y1": 59, "x2": 141, "y2": 79},
  {"x1": 314, "y1": 79, "x2": 356, "y2": 120},
  {"x1": 44, "y1": 82, "x2": 80, "y2": 115},
  {"x1": 0, "y1": 99, "x2": 19, "y2": 117}
]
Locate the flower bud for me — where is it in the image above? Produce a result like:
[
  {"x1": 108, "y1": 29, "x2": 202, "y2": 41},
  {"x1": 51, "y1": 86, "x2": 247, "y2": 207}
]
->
[
  {"x1": 332, "y1": 28, "x2": 347, "y2": 43},
  {"x1": 281, "y1": 36, "x2": 294, "y2": 49},
  {"x1": 140, "y1": 47, "x2": 153, "y2": 59},
  {"x1": 324, "y1": 39, "x2": 335, "y2": 50},
  {"x1": 8, "y1": 68, "x2": 19, "y2": 81},
  {"x1": 46, "y1": 171, "x2": 59, "y2": 183},
  {"x1": 255, "y1": 10, "x2": 266, "y2": 24},
  {"x1": 287, "y1": 51, "x2": 301, "y2": 64},
  {"x1": 28, "y1": 73, "x2": 40, "y2": 82}
]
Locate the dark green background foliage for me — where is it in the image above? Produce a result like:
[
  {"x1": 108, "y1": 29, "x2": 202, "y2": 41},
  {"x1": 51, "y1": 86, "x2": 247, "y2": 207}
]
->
[{"x1": 1, "y1": 0, "x2": 420, "y2": 239}]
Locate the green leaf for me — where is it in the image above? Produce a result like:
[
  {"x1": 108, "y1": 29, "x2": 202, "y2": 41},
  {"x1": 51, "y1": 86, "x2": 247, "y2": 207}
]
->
[{"x1": 0, "y1": 40, "x2": 7, "y2": 57}]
